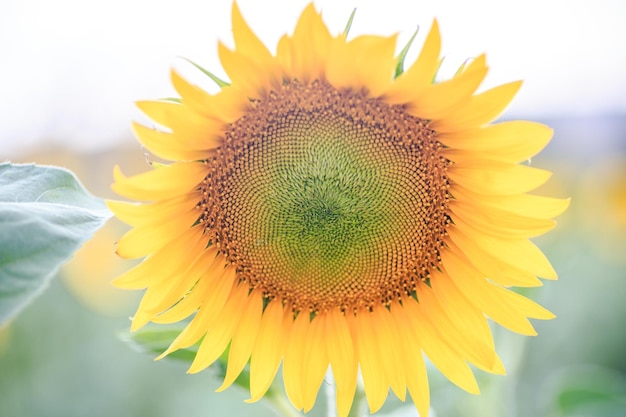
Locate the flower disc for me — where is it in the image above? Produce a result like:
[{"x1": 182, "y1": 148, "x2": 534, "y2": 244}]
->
[{"x1": 204, "y1": 80, "x2": 449, "y2": 313}]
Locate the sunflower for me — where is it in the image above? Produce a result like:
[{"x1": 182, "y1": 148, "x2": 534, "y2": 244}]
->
[{"x1": 109, "y1": 3, "x2": 568, "y2": 417}]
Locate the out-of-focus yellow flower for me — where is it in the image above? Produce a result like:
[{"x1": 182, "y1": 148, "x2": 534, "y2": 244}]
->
[
  {"x1": 580, "y1": 154, "x2": 626, "y2": 265},
  {"x1": 110, "y1": 3, "x2": 568, "y2": 416},
  {"x1": 62, "y1": 222, "x2": 138, "y2": 316}
]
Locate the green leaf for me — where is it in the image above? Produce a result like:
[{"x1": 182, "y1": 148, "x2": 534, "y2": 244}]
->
[
  {"x1": 555, "y1": 366, "x2": 626, "y2": 416},
  {"x1": 0, "y1": 163, "x2": 111, "y2": 325},
  {"x1": 120, "y1": 323, "x2": 198, "y2": 363},
  {"x1": 123, "y1": 323, "x2": 250, "y2": 391}
]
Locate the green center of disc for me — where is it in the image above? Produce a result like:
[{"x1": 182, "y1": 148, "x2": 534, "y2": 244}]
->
[{"x1": 263, "y1": 127, "x2": 395, "y2": 282}]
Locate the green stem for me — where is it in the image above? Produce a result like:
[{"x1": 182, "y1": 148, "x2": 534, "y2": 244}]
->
[
  {"x1": 265, "y1": 373, "x2": 367, "y2": 417},
  {"x1": 265, "y1": 387, "x2": 303, "y2": 417},
  {"x1": 347, "y1": 381, "x2": 368, "y2": 417},
  {"x1": 325, "y1": 371, "x2": 337, "y2": 417}
]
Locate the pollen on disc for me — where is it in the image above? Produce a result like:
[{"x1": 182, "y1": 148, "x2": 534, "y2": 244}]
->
[{"x1": 199, "y1": 80, "x2": 451, "y2": 314}]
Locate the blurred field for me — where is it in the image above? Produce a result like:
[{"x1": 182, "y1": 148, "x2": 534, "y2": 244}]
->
[{"x1": 1, "y1": 114, "x2": 625, "y2": 417}]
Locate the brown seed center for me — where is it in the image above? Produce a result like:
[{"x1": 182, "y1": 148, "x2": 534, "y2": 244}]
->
[{"x1": 199, "y1": 80, "x2": 450, "y2": 313}]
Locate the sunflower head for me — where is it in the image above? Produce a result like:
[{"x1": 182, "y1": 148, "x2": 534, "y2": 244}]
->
[{"x1": 110, "y1": 3, "x2": 568, "y2": 417}]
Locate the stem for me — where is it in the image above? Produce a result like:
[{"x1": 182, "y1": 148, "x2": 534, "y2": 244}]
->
[
  {"x1": 347, "y1": 381, "x2": 367, "y2": 417},
  {"x1": 265, "y1": 372, "x2": 367, "y2": 417},
  {"x1": 265, "y1": 389, "x2": 304, "y2": 417},
  {"x1": 326, "y1": 370, "x2": 337, "y2": 417}
]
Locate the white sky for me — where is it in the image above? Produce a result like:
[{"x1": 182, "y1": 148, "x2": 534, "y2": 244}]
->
[{"x1": 1, "y1": 0, "x2": 625, "y2": 157}]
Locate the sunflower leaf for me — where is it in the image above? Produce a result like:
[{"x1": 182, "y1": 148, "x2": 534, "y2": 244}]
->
[
  {"x1": 556, "y1": 367, "x2": 626, "y2": 415},
  {"x1": 0, "y1": 163, "x2": 111, "y2": 325},
  {"x1": 120, "y1": 324, "x2": 198, "y2": 362},
  {"x1": 122, "y1": 324, "x2": 251, "y2": 391}
]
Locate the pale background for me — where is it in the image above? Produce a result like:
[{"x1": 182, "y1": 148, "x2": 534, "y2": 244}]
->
[{"x1": 1, "y1": 0, "x2": 625, "y2": 157}]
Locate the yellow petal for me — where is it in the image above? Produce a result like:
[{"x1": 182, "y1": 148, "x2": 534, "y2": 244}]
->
[
  {"x1": 324, "y1": 309, "x2": 357, "y2": 417},
  {"x1": 428, "y1": 276, "x2": 506, "y2": 376},
  {"x1": 132, "y1": 122, "x2": 213, "y2": 161},
  {"x1": 386, "y1": 20, "x2": 441, "y2": 104},
  {"x1": 428, "y1": 268, "x2": 496, "y2": 352},
  {"x1": 170, "y1": 70, "x2": 247, "y2": 123},
  {"x1": 231, "y1": 2, "x2": 273, "y2": 65},
  {"x1": 453, "y1": 188, "x2": 570, "y2": 220},
  {"x1": 432, "y1": 81, "x2": 523, "y2": 132},
  {"x1": 106, "y1": 193, "x2": 197, "y2": 227},
  {"x1": 217, "y1": 289, "x2": 263, "y2": 392},
  {"x1": 145, "y1": 271, "x2": 214, "y2": 327},
  {"x1": 371, "y1": 305, "x2": 406, "y2": 401},
  {"x1": 442, "y1": 248, "x2": 540, "y2": 335},
  {"x1": 135, "y1": 100, "x2": 184, "y2": 129},
  {"x1": 416, "y1": 281, "x2": 502, "y2": 374},
  {"x1": 136, "y1": 100, "x2": 224, "y2": 150},
  {"x1": 451, "y1": 218, "x2": 558, "y2": 279},
  {"x1": 406, "y1": 54, "x2": 488, "y2": 120},
  {"x1": 327, "y1": 34, "x2": 398, "y2": 97},
  {"x1": 449, "y1": 198, "x2": 557, "y2": 239},
  {"x1": 389, "y1": 302, "x2": 430, "y2": 417},
  {"x1": 229, "y1": 3, "x2": 282, "y2": 90},
  {"x1": 219, "y1": 43, "x2": 266, "y2": 97},
  {"x1": 406, "y1": 350, "x2": 431, "y2": 417},
  {"x1": 348, "y1": 310, "x2": 388, "y2": 413},
  {"x1": 111, "y1": 163, "x2": 207, "y2": 201},
  {"x1": 439, "y1": 121, "x2": 553, "y2": 163},
  {"x1": 491, "y1": 285, "x2": 555, "y2": 320},
  {"x1": 229, "y1": 1, "x2": 282, "y2": 90},
  {"x1": 448, "y1": 160, "x2": 552, "y2": 196},
  {"x1": 137, "y1": 247, "x2": 218, "y2": 318},
  {"x1": 247, "y1": 298, "x2": 289, "y2": 402},
  {"x1": 446, "y1": 226, "x2": 543, "y2": 287},
  {"x1": 288, "y1": 3, "x2": 332, "y2": 81},
  {"x1": 156, "y1": 272, "x2": 236, "y2": 356},
  {"x1": 402, "y1": 297, "x2": 480, "y2": 394},
  {"x1": 283, "y1": 312, "x2": 309, "y2": 410},
  {"x1": 116, "y1": 207, "x2": 199, "y2": 259},
  {"x1": 301, "y1": 314, "x2": 329, "y2": 412},
  {"x1": 152, "y1": 259, "x2": 234, "y2": 325},
  {"x1": 186, "y1": 282, "x2": 249, "y2": 372},
  {"x1": 276, "y1": 34, "x2": 293, "y2": 76},
  {"x1": 113, "y1": 227, "x2": 204, "y2": 289}
]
